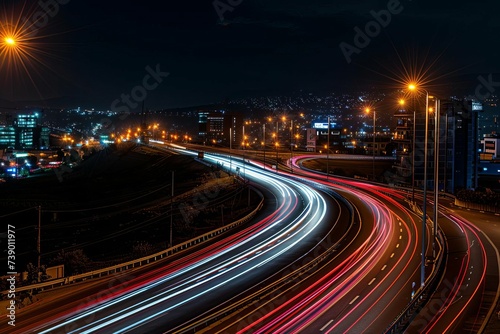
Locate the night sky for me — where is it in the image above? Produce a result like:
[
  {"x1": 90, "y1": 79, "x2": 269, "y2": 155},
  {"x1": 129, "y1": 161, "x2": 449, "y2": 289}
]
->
[{"x1": 1, "y1": 0, "x2": 500, "y2": 109}]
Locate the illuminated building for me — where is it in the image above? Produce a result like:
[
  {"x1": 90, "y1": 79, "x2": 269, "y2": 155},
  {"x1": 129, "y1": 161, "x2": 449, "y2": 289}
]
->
[{"x1": 0, "y1": 111, "x2": 50, "y2": 149}]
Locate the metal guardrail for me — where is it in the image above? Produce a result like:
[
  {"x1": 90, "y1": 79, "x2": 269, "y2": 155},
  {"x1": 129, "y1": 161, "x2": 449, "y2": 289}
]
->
[
  {"x1": 454, "y1": 198, "x2": 500, "y2": 214},
  {"x1": 2, "y1": 191, "x2": 264, "y2": 296},
  {"x1": 384, "y1": 210, "x2": 448, "y2": 333}
]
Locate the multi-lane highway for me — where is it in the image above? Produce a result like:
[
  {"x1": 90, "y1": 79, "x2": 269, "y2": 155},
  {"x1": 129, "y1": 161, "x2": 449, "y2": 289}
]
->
[
  {"x1": 407, "y1": 205, "x2": 496, "y2": 333},
  {"x1": 168, "y1": 149, "x2": 429, "y2": 333},
  {"x1": 5, "y1": 147, "x2": 497, "y2": 334},
  {"x1": 11, "y1": 150, "x2": 345, "y2": 333},
  {"x1": 293, "y1": 155, "x2": 498, "y2": 334}
]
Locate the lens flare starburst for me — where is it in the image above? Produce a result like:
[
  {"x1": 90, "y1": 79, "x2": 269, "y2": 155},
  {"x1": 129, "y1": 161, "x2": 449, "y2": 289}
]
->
[
  {"x1": 4, "y1": 37, "x2": 15, "y2": 45},
  {"x1": 0, "y1": 1, "x2": 68, "y2": 101}
]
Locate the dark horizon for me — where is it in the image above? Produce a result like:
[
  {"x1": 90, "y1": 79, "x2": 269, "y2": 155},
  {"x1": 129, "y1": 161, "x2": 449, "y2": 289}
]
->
[{"x1": 1, "y1": 0, "x2": 500, "y2": 110}]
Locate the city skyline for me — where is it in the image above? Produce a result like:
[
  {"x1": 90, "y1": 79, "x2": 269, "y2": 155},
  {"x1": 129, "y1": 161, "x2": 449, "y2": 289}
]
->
[{"x1": 1, "y1": 0, "x2": 500, "y2": 110}]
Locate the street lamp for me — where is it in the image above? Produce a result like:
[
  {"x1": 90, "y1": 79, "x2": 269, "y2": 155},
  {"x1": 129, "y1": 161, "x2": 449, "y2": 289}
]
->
[
  {"x1": 262, "y1": 124, "x2": 266, "y2": 170},
  {"x1": 152, "y1": 123, "x2": 158, "y2": 140},
  {"x1": 229, "y1": 127, "x2": 232, "y2": 174},
  {"x1": 408, "y1": 83, "x2": 431, "y2": 288},
  {"x1": 169, "y1": 171, "x2": 174, "y2": 247},
  {"x1": 327, "y1": 116, "x2": 330, "y2": 180},
  {"x1": 432, "y1": 100, "x2": 440, "y2": 259},
  {"x1": 290, "y1": 119, "x2": 293, "y2": 173},
  {"x1": 275, "y1": 142, "x2": 279, "y2": 173},
  {"x1": 4, "y1": 37, "x2": 16, "y2": 46},
  {"x1": 365, "y1": 108, "x2": 376, "y2": 181}
]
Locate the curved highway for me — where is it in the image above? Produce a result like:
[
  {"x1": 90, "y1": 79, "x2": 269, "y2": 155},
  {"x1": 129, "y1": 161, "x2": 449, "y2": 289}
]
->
[
  {"x1": 175, "y1": 153, "x2": 427, "y2": 333},
  {"x1": 293, "y1": 155, "x2": 496, "y2": 333},
  {"x1": 11, "y1": 150, "x2": 339, "y2": 334}
]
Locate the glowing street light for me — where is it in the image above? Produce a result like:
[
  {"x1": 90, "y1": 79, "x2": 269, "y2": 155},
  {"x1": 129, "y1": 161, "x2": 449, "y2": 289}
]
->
[
  {"x1": 365, "y1": 107, "x2": 376, "y2": 181},
  {"x1": 408, "y1": 83, "x2": 428, "y2": 289},
  {"x1": 4, "y1": 37, "x2": 16, "y2": 46}
]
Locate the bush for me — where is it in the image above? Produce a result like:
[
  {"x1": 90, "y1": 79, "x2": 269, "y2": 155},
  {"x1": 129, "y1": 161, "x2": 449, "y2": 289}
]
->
[
  {"x1": 456, "y1": 189, "x2": 500, "y2": 206},
  {"x1": 50, "y1": 249, "x2": 91, "y2": 276}
]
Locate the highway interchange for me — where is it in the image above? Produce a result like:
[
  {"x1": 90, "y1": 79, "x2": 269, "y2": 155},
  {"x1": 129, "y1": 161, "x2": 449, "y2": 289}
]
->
[{"x1": 4, "y1": 144, "x2": 499, "y2": 334}]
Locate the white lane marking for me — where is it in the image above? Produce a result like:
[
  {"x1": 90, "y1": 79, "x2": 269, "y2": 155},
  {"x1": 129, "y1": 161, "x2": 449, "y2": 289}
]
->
[
  {"x1": 381, "y1": 265, "x2": 387, "y2": 271},
  {"x1": 396, "y1": 244, "x2": 400, "y2": 248},
  {"x1": 349, "y1": 295, "x2": 360, "y2": 305},
  {"x1": 368, "y1": 278, "x2": 376, "y2": 286},
  {"x1": 320, "y1": 319, "x2": 334, "y2": 331},
  {"x1": 390, "y1": 253, "x2": 395, "y2": 258}
]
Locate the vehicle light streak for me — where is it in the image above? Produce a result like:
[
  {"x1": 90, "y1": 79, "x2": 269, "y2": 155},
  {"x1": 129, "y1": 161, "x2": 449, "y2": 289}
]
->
[
  {"x1": 233, "y1": 155, "x2": 422, "y2": 333},
  {"x1": 34, "y1": 149, "x2": 329, "y2": 334},
  {"x1": 422, "y1": 214, "x2": 488, "y2": 333},
  {"x1": 238, "y1": 184, "x2": 402, "y2": 333}
]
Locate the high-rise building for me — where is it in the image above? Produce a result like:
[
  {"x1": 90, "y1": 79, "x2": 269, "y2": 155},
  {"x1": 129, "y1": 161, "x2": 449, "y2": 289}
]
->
[
  {"x1": 0, "y1": 111, "x2": 50, "y2": 150},
  {"x1": 197, "y1": 110, "x2": 242, "y2": 145},
  {"x1": 16, "y1": 113, "x2": 39, "y2": 149},
  {"x1": 478, "y1": 95, "x2": 499, "y2": 139},
  {"x1": 439, "y1": 100, "x2": 482, "y2": 192},
  {"x1": 198, "y1": 110, "x2": 210, "y2": 138},
  {"x1": 392, "y1": 99, "x2": 482, "y2": 193},
  {"x1": 392, "y1": 104, "x2": 416, "y2": 185},
  {"x1": 0, "y1": 126, "x2": 16, "y2": 148}
]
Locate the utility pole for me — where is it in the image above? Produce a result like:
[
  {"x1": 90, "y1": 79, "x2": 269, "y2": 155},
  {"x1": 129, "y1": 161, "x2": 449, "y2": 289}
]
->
[{"x1": 221, "y1": 205, "x2": 224, "y2": 226}]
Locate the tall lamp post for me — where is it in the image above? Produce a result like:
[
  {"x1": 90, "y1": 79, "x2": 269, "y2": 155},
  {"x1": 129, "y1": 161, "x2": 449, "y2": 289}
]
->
[
  {"x1": 169, "y1": 171, "x2": 174, "y2": 247},
  {"x1": 262, "y1": 123, "x2": 266, "y2": 170},
  {"x1": 229, "y1": 127, "x2": 232, "y2": 174},
  {"x1": 432, "y1": 99, "x2": 440, "y2": 258},
  {"x1": 365, "y1": 108, "x2": 376, "y2": 181},
  {"x1": 276, "y1": 120, "x2": 279, "y2": 173},
  {"x1": 275, "y1": 142, "x2": 279, "y2": 173},
  {"x1": 327, "y1": 116, "x2": 330, "y2": 180},
  {"x1": 290, "y1": 119, "x2": 293, "y2": 173},
  {"x1": 408, "y1": 84, "x2": 430, "y2": 288}
]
